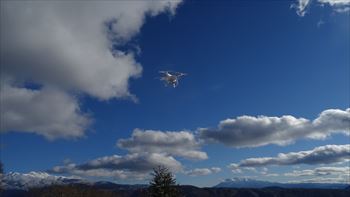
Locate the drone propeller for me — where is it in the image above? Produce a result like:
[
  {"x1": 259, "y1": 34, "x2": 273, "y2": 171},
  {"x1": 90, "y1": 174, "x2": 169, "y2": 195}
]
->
[
  {"x1": 175, "y1": 72, "x2": 187, "y2": 76},
  {"x1": 159, "y1": 70, "x2": 171, "y2": 73}
]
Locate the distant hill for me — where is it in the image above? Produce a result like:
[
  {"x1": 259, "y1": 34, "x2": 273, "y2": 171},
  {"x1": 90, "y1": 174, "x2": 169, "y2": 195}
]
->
[
  {"x1": 92, "y1": 181, "x2": 147, "y2": 190},
  {"x1": 215, "y1": 177, "x2": 278, "y2": 188},
  {"x1": 215, "y1": 177, "x2": 349, "y2": 189}
]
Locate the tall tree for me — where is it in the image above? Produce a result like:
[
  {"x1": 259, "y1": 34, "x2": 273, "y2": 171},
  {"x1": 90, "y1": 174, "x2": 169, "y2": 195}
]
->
[{"x1": 148, "y1": 166, "x2": 181, "y2": 197}]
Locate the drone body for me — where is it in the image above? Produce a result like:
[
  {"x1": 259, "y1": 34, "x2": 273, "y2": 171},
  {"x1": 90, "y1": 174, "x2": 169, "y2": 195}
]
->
[{"x1": 159, "y1": 71, "x2": 187, "y2": 88}]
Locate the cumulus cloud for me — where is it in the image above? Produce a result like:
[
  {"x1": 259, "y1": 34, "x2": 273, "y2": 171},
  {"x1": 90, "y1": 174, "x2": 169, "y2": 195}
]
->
[
  {"x1": 51, "y1": 128, "x2": 209, "y2": 180},
  {"x1": 117, "y1": 129, "x2": 208, "y2": 160},
  {"x1": 292, "y1": 0, "x2": 350, "y2": 16},
  {"x1": 50, "y1": 153, "x2": 182, "y2": 180},
  {"x1": 284, "y1": 166, "x2": 350, "y2": 177},
  {"x1": 185, "y1": 167, "x2": 221, "y2": 176},
  {"x1": 229, "y1": 144, "x2": 350, "y2": 169},
  {"x1": 0, "y1": 0, "x2": 182, "y2": 99},
  {"x1": 0, "y1": 0, "x2": 182, "y2": 139},
  {"x1": 200, "y1": 108, "x2": 350, "y2": 148},
  {"x1": 0, "y1": 83, "x2": 91, "y2": 139}
]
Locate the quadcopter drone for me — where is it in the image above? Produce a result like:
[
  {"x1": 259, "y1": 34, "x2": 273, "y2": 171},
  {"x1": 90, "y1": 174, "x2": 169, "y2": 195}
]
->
[{"x1": 159, "y1": 71, "x2": 187, "y2": 88}]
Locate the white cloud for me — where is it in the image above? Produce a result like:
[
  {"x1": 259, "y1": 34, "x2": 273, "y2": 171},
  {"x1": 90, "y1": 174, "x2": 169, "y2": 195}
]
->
[
  {"x1": 229, "y1": 144, "x2": 350, "y2": 168},
  {"x1": 227, "y1": 164, "x2": 261, "y2": 174},
  {"x1": 0, "y1": 0, "x2": 182, "y2": 99},
  {"x1": 200, "y1": 108, "x2": 350, "y2": 148},
  {"x1": 52, "y1": 128, "x2": 209, "y2": 179},
  {"x1": 284, "y1": 166, "x2": 350, "y2": 177},
  {"x1": 211, "y1": 167, "x2": 222, "y2": 173},
  {"x1": 319, "y1": 0, "x2": 350, "y2": 6},
  {"x1": 0, "y1": 83, "x2": 91, "y2": 139},
  {"x1": 228, "y1": 164, "x2": 243, "y2": 174},
  {"x1": 117, "y1": 129, "x2": 208, "y2": 160},
  {"x1": 333, "y1": 6, "x2": 350, "y2": 12},
  {"x1": 262, "y1": 173, "x2": 279, "y2": 177},
  {"x1": 50, "y1": 153, "x2": 182, "y2": 180},
  {"x1": 292, "y1": 0, "x2": 350, "y2": 16},
  {"x1": 185, "y1": 167, "x2": 221, "y2": 176},
  {"x1": 228, "y1": 166, "x2": 279, "y2": 176},
  {"x1": 0, "y1": 0, "x2": 182, "y2": 139}
]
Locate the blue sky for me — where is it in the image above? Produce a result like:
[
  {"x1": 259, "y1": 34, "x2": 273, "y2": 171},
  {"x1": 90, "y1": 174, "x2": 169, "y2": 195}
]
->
[{"x1": 1, "y1": 0, "x2": 349, "y2": 187}]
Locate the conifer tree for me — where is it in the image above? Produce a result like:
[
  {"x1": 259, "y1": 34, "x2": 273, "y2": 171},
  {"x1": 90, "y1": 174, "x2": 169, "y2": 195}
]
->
[{"x1": 148, "y1": 166, "x2": 180, "y2": 197}]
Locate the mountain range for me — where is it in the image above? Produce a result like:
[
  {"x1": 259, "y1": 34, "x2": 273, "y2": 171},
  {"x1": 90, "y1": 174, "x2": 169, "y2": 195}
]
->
[
  {"x1": 1, "y1": 172, "x2": 86, "y2": 190},
  {"x1": 215, "y1": 177, "x2": 349, "y2": 189}
]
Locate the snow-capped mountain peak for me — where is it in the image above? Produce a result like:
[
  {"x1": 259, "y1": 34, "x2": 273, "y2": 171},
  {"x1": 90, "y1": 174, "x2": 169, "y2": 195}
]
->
[{"x1": 1, "y1": 171, "x2": 84, "y2": 190}]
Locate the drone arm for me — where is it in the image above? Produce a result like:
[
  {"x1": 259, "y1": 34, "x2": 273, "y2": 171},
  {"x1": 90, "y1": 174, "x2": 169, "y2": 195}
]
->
[{"x1": 174, "y1": 80, "x2": 179, "y2": 87}]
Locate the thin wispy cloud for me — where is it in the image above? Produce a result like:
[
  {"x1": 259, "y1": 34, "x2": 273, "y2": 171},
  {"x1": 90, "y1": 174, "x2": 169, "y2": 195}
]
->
[
  {"x1": 288, "y1": 176, "x2": 350, "y2": 184},
  {"x1": 292, "y1": 0, "x2": 350, "y2": 16},
  {"x1": 284, "y1": 166, "x2": 350, "y2": 177},
  {"x1": 185, "y1": 167, "x2": 221, "y2": 176},
  {"x1": 292, "y1": 0, "x2": 312, "y2": 16}
]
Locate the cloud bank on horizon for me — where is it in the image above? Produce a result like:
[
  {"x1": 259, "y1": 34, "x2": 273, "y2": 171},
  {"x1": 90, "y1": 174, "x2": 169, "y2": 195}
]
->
[
  {"x1": 228, "y1": 145, "x2": 350, "y2": 183},
  {"x1": 49, "y1": 153, "x2": 183, "y2": 180},
  {"x1": 229, "y1": 144, "x2": 350, "y2": 169},
  {"x1": 285, "y1": 166, "x2": 350, "y2": 184},
  {"x1": 285, "y1": 166, "x2": 350, "y2": 177},
  {"x1": 48, "y1": 109, "x2": 349, "y2": 180},
  {"x1": 49, "y1": 143, "x2": 350, "y2": 181},
  {"x1": 50, "y1": 129, "x2": 207, "y2": 179}
]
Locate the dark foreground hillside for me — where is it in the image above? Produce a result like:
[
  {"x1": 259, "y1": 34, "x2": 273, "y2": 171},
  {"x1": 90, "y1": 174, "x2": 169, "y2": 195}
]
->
[
  {"x1": 180, "y1": 185, "x2": 350, "y2": 197},
  {"x1": 2, "y1": 185, "x2": 350, "y2": 197}
]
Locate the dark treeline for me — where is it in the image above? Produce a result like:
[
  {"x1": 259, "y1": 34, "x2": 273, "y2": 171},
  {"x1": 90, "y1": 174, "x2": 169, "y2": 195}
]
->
[{"x1": 3, "y1": 185, "x2": 350, "y2": 197}]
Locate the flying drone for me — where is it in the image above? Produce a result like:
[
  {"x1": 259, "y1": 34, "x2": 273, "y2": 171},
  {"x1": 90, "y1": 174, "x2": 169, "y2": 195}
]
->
[{"x1": 159, "y1": 71, "x2": 187, "y2": 88}]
